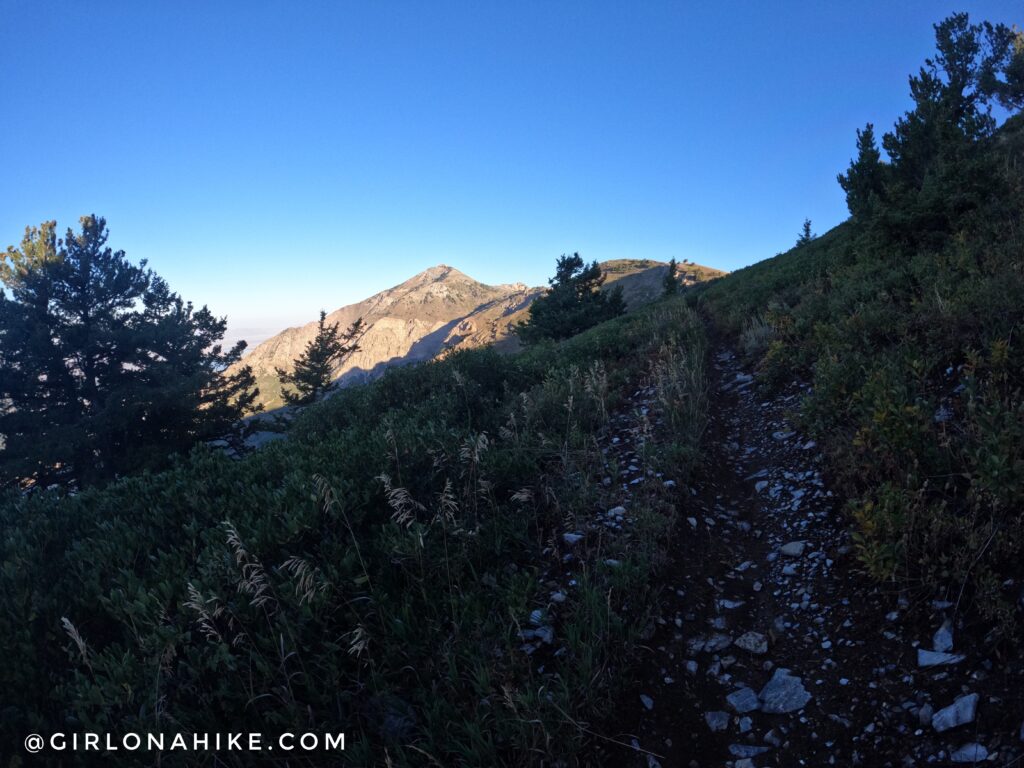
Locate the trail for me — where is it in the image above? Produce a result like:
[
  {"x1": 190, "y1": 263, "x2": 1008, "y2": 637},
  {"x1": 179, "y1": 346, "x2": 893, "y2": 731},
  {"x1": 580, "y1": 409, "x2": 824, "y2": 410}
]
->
[{"x1": 608, "y1": 341, "x2": 1023, "y2": 767}]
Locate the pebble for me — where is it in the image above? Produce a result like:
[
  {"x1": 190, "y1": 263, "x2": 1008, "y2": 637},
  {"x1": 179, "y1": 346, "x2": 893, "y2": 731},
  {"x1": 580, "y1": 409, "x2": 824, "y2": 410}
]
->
[
  {"x1": 780, "y1": 541, "x2": 806, "y2": 557},
  {"x1": 917, "y1": 649, "x2": 964, "y2": 667},
  {"x1": 932, "y1": 693, "x2": 978, "y2": 732},
  {"x1": 759, "y1": 668, "x2": 812, "y2": 713},
  {"x1": 705, "y1": 710, "x2": 729, "y2": 732},
  {"x1": 933, "y1": 619, "x2": 954, "y2": 653},
  {"x1": 950, "y1": 743, "x2": 988, "y2": 762},
  {"x1": 640, "y1": 694, "x2": 654, "y2": 711},
  {"x1": 735, "y1": 631, "x2": 769, "y2": 655},
  {"x1": 727, "y1": 687, "x2": 761, "y2": 714}
]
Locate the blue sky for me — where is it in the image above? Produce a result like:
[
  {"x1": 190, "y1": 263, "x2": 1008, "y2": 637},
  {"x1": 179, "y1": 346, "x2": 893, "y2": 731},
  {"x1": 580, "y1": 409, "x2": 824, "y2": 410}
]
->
[{"x1": 2, "y1": 1, "x2": 1020, "y2": 339}]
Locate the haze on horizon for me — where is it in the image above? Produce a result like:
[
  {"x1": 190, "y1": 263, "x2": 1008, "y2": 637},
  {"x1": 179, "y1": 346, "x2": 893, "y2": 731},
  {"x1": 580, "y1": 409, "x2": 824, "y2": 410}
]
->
[{"x1": 2, "y1": 0, "x2": 1020, "y2": 344}]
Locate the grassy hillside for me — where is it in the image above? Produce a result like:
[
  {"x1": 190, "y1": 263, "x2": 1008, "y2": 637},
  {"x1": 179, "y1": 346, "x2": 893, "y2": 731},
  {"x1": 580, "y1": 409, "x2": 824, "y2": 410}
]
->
[
  {"x1": 0, "y1": 297, "x2": 708, "y2": 766},
  {"x1": 695, "y1": 112, "x2": 1024, "y2": 634}
]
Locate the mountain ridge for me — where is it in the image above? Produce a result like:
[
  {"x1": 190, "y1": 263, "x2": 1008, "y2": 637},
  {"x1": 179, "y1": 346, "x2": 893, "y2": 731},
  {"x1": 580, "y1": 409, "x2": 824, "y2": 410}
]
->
[{"x1": 233, "y1": 259, "x2": 725, "y2": 409}]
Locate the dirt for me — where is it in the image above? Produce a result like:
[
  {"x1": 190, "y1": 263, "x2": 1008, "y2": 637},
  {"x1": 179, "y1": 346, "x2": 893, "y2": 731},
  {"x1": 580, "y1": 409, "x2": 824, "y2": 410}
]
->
[{"x1": 600, "y1": 342, "x2": 1024, "y2": 767}]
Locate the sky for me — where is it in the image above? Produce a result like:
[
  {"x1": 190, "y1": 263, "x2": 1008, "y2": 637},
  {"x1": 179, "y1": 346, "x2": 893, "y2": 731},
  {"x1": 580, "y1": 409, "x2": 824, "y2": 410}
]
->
[{"x1": 2, "y1": 1, "x2": 1021, "y2": 342}]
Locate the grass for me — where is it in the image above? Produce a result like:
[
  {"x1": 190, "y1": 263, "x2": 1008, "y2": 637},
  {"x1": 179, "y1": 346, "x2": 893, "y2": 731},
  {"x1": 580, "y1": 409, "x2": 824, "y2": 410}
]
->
[
  {"x1": 692, "y1": 114, "x2": 1024, "y2": 636},
  {"x1": 0, "y1": 297, "x2": 708, "y2": 766}
]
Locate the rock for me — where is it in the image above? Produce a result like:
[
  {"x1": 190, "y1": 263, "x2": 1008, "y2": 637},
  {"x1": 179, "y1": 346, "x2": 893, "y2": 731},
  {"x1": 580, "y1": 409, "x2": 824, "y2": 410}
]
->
[
  {"x1": 729, "y1": 744, "x2": 771, "y2": 759},
  {"x1": 727, "y1": 687, "x2": 761, "y2": 714},
  {"x1": 529, "y1": 609, "x2": 543, "y2": 625},
  {"x1": 758, "y1": 667, "x2": 812, "y2": 714},
  {"x1": 772, "y1": 430, "x2": 795, "y2": 440},
  {"x1": 550, "y1": 591, "x2": 567, "y2": 603},
  {"x1": 950, "y1": 743, "x2": 988, "y2": 762},
  {"x1": 932, "y1": 693, "x2": 978, "y2": 732},
  {"x1": 562, "y1": 533, "x2": 583, "y2": 545},
  {"x1": 738, "y1": 716, "x2": 752, "y2": 733},
  {"x1": 607, "y1": 505, "x2": 627, "y2": 517},
  {"x1": 640, "y1": 694, "x2": 654, "y2": 710},
  {"x1": 687, "y1": 516, "x2": 698, "y2": 528},
  {"x1": 735, "y1": 631, "x2": 769, "y2": 655},
  {"x1": 755, "y1": 480, "x2": 769, "y2": 493},
  {"x1": 933, "y1": 619, "x2": 954, "y2": 653},
  {"x1": 704, "y1": 710, "x2": 729, "y2": 732},
  {"x1": 704, "y1": 633, "x2": 733, "y2": 652},
  {"x1": 917, "y1": 649, "x2": 965, "y2": 667},
  {"x1": 533, "y1": 625, "x2": 554, "y2": 644},
  {"x1": 918, "y1": 703, "x2": 934, "y2": 727},
  {"x1": 780, "y1": 541, "x2": 806, "y2": 557}
]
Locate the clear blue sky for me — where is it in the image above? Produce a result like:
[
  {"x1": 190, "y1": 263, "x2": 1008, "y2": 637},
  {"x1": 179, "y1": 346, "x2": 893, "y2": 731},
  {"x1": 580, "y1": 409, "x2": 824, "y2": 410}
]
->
[{"x1": 2, "y1": 1, "x2": 1020, "y2": 339}]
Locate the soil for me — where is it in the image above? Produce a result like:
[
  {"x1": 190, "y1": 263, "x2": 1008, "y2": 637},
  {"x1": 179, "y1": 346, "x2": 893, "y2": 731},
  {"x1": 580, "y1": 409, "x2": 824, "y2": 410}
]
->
[{"x1": 599, "y1": 342, "x2": 1024, "y2": 767}]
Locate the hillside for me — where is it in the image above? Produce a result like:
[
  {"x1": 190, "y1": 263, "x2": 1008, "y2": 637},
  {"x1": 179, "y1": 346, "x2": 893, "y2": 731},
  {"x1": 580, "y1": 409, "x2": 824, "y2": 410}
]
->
[
  {"x1": 236, "y1": 258, "x2": 723, "y2": 409},
  {"x1": 0, "y1": 296, "x2": 712, "y2": 766},
  {"x1": 2, "y1": 13, "x2": 1021, "y2": 767}
]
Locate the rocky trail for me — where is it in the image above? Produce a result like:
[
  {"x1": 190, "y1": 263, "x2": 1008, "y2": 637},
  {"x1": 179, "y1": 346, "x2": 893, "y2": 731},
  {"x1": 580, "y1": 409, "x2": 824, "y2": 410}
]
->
[{"x1": 601, "y1": 344, "x2": 1024, "y2": 767}]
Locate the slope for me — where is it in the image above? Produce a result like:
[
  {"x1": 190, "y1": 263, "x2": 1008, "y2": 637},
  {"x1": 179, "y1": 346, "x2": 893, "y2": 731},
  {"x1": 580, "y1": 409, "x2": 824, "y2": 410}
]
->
[{"x1": 236, "y1": 259, "x2": 723, "y2": 410}]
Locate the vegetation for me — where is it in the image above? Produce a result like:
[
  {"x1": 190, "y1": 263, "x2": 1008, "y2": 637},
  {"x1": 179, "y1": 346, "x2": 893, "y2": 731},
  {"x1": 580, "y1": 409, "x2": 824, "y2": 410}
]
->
[
  {"x1": 0, "y1": 295, "x2": 707, "y2": 765},
  {"x1": 695, "y1": 13, "x2": 1024, "y2": 633},
  {"x1": 517, "y1": 254, "x2": 625, "y2": 343},
  {"x1": 795, "y1": 218, "x2": 815, "y2": 246},
  {"x1": 276, "y1": 310, "x2": 365, "y2": 406},
  {"x1": 662, "y1": 258, "x2": 679, "y2": 296},
  {"x1": 0, "y1": 216, "x2": 261, "y2": 489}
]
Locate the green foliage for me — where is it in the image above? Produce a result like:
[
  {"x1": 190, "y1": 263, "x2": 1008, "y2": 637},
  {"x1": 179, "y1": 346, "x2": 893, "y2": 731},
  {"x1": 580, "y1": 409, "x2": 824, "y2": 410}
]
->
[
  {"x1": 276, "y1": 310, "x2": 365, "y2": 406},
  {"x1": 0, "y1": 216, "x2": 261, "y2": 489},
  {"x1": 696, "y1": 13, "x2": 1024, "y2": 633},
  {"x1": 796, "y1": 218, "x2": 815, "y2": 246},
  {"x1": 516, "y1": 253, "x2": 626, "y2": 344},
  {"x1": 0, "y1": 297, "x2": 708, "y2": 766},
  {"x1": 662, "y1": 258, "x2": 679, "y2": 296}
]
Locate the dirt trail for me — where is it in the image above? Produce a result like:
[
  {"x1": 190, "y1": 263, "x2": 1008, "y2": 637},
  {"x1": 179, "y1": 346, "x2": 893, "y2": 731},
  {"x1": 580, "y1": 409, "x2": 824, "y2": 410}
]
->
[{"x1": 608, "y1": 343, "x2": 1024, "y2": 767}]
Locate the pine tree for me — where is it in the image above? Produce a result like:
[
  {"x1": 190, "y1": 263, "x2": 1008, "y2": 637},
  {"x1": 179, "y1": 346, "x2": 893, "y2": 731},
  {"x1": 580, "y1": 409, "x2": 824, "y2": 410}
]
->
[
  {"x1": 838, "y1": 123, "x2": 887, "y2": 219},
  {"x1": 0, "y1": 215, "x2": 262, "y2": 488},
  {"x1": 276, "y1": 311, "x2": 364, "y2": 406},
  {"x1": 796, "y1": 219, "x2": 815, "y2": 246},
  {"x1": 516, "y1": 253, "x2": 625, "y2": 344},
  {"x1": 662, "y1": 258, "x2": 680, "y2": 296}
]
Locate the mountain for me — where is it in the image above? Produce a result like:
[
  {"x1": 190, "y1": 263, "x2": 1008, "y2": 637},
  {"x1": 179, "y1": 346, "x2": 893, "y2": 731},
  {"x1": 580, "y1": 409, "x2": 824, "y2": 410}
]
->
[{"x1": 233, "y1": 259, "x2": 724, "y2": 409}]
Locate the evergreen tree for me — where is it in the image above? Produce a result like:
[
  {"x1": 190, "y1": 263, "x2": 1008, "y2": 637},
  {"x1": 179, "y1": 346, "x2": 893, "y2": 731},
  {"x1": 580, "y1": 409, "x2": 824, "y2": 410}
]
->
[
  {"x1": 837, "y1": 123, "x2": 887, "y2": 219},
  {"x1": 516, "y1": 253, "x2": 625, "y2": 344},
  {"x1": 0, "y1": 215, "x2": 262, "y2": 488},
  {"x1": 276, "y1": 311, "x2": 364, "y2": 406},
  {"x1": 662, "y1": 258, "x2": 680, "y2": 296},
  {"x1": 876, "y1": 14, "x2": 1021, "y2": 243},
  {"x1": 796, "y1": 219, "x2": 815, "y2": 246}
]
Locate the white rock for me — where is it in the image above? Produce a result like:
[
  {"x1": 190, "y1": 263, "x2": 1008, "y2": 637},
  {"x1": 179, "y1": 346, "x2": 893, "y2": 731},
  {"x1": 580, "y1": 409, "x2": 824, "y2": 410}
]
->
[
  {"x1": 735, "y1": 631, "x2": 768, "y2": 655},
  {"x1": 950, "y1": 743, "x2": 988, "y2": 762},
  {"x1": 917, "y1": 649, "x2": 965, "y2": 667},
  {"x1": 932, "y1": 693, "x2": 978, "y2": 732},
  {"x1": 933, "y1": 618, "x2": 954, "y2": 653},
  {"x1": 780, "y1": 541, "x2": 806, "y2": 557}
]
